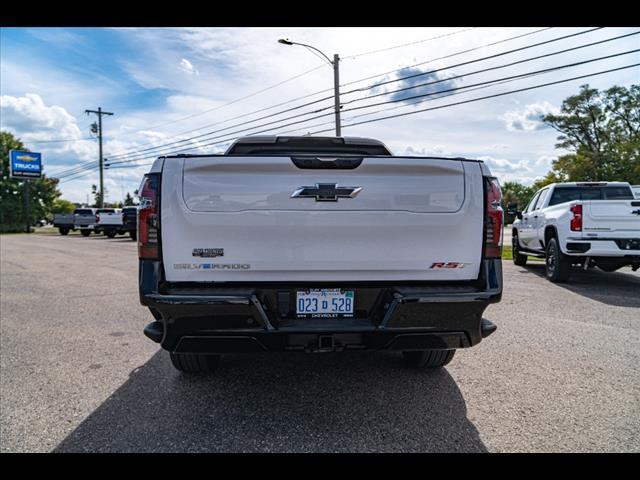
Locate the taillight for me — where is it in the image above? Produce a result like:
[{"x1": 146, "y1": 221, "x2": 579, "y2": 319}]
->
[
  {"x1": 95, "y1": 213, "x2": 100, "y2": 223},
  {"x1": 570, "y1": 203, "x2": 582, "y2": 231},
  {"x1": 138, "y1": 174, "x2": 160, "y2": 259},
  {"x1": 484, "y1": 177, "x2": 503, "y2": 258}
]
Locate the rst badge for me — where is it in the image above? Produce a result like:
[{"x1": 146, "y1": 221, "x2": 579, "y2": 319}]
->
[
  {"x1": 192, "y1": 248, "x2": 224, "y2": 258},
  {"x1": 430, "y1": 262, "x2": 470, "y2": 269}
]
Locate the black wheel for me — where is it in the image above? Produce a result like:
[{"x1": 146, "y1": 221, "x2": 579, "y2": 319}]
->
[
  {"x1": 105, "y1": 229, "x2": 116, "y2": 238},
  {"x1": 402, "y1": 350, "x2": 455, "y2": 368},
  {"x1": 512, "y1": 232, "x2": 528, "y2": 266},
  {"x1": 545, "y1": 236, "x2": 571, "y2": 283},
  {"x1": 80, "y1": 229, "x2": 91, "y2": 237},
  {"x1": 130, "y1": 231, "x2": 137, "y2": 241},
  {"x1": 59, "y1": 228, "x2": 69, "y2": 236},
  {"x1": 169, "y1": 353, "x2": 220, "y2": 373}
]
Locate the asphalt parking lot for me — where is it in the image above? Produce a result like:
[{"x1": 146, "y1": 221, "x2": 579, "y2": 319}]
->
[{"x1": 1, "y1": 232, "x2": 639, "y2": 453}]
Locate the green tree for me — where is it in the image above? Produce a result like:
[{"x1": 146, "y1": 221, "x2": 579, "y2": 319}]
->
[
  {"x1": 123, "y1": 192, "x2": 137, "y2": 206},
  {"x1": 542, "y1": 84, "x2": 640, "y2": 184},
  {"x1": 0, "y1": 131, "x2": 62, "y2": 233},
  {"x1": 500, "y1": 181, "x2": 536, "y2": 223},
  {"x1": 51, "y1": 198, "x2": 76, "y2": 217},
  {"x1": 501, "y1": 181, "x2": 534, "y2": 209},
  {"x1": 90, "y1": 184, "x2": 101, "y2": 208}
]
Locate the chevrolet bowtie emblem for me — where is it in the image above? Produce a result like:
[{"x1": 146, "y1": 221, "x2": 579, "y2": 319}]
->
[{"x1": 291, "y1": 183, "x2": 363, "y2": 202}]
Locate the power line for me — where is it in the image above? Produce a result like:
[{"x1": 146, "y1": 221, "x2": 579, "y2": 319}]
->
[
  {"x1": 341, "y1": 30, "x2": 640, "y2": 109},
  {"x1": 104, "y1": 97, "x2": 336, "y2": 162},
  {"x1": 308, "y1": 63, "x2": 640, "y2": 135},
  {"x1": 342, "y1": 27, "x2": 476, "y2": 60},
  {"x1": 102, "y1": 27, "x2": 557, "y2": 162},
  {"x1": 65, "y1": 62, "x2": 639, "y2": 181},
  {"x1": 276, "y1": 72, "x2": 550, "y2": 137},
  {"x1": 339, "y1": 27, "x2": 555, "y2": 89},
  {"x1": 53, "y1": 28, "x2": 622, "y2": 179},
  {"x1": 340, "y1": 27, "x2": 603, "y2": 96},
  {"x1": 58, "y1": 28, "x2": 557, "y2": 180},
  {"x1": 104, "y1": 38, "x2": 629, "y2": 166},
  {"x1": 106, "y1": 63, "x2": 328, "y2": 141},
  {"x1": 104, "y1": 55, "x2": 639, "y2": 169}
]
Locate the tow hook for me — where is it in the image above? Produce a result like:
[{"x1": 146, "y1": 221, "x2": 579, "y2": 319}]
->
[
  {"x1": 143, "y1": 321, "x2": 164, "y2": 343},
  {"x1": 481, "y1": 318, "x2": 497, "y2": 338}
]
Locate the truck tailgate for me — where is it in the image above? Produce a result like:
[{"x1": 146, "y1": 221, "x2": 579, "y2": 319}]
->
[
  {"x1": 582, "y1": 200, "x2": 640, "y2": 238},
  {"x1": 161, "y1": 156, "x2": 485, "y2": 282}
]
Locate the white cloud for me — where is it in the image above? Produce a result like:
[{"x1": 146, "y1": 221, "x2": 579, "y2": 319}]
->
[
  {"x1": 535, "y1": 155, "x2": 556, "y2": 168},
  {"x1": 501, "y1": 101, "x2": 560, "y2": 132},
  {"x1": 179, "y1": 58, "x2": 199, "y2": 76},
  {"x1": 477, "y1": 155, "x2": 533, "y2": 174},
  {"x1": 0, "y1": 93, "x2": 95, "y2": 164},
  {"x1": 400, "y1": 145, "x2": 452, "y2": 156}
]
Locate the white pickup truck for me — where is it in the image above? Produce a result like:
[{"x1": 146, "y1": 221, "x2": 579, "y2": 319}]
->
[
  {"x1": 95, "y1": 208, "x2": 123, "y2": 238},
  {"x1": 510, "y1": 182, "x2": 640, "y2": 282},
  {"x1": 137, "y1": 136, "x2": 503, "y2": 373}
]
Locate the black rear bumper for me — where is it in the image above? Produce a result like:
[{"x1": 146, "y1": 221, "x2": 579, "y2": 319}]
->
[{"x1": 139, "y1": 259, "x2": 502, "y2": 354}]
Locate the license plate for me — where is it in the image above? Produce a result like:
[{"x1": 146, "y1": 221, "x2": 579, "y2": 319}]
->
[{"x1": 296, "y1": 288, "x2": 355, "y2": 318}]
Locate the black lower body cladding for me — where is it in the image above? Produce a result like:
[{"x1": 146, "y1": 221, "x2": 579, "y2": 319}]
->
[{"x1": 139, "y1": 259, "x2": 502, "y2": 354}]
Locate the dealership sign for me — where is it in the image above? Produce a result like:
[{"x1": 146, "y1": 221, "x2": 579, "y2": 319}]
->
[{"x1": 9, "y1": 150, "x2": 42, "y2": 179}]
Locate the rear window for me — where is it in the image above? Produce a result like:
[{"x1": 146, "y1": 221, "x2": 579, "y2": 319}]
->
[
  {"x1": 548, "y1": 186, "x2": 634, "y2": 206},
  {"x1": 96, "y1": 209, "x2": 115, "y2": 213},
  {"x1": 74, "y1": 209, "x2": 93, "y2": 215}
]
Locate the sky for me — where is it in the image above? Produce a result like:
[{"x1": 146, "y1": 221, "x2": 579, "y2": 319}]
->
[{"x1": 1, "y1": 27, "x2": 639, "y2": 204}]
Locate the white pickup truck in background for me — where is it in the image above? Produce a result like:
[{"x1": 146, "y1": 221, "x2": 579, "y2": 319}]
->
[
  {"x1": 95, "y1": 209, "x2": 123, "y2": 238},
  {"x1": 510, "y1": 182, "x2": 640, "y2": 282},
  {"x1": 137, "y1": 135, "x2": 504, "y2": 373}
]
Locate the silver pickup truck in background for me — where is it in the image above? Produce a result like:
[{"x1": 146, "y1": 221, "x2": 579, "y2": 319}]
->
[{"x1": 52, "y1": 208, "x2": 97, "y2": 236}]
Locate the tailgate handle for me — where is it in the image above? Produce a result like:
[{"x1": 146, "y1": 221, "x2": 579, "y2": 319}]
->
[{"x1": 291, "y1": 156, "x2": 363, "y2": 169}]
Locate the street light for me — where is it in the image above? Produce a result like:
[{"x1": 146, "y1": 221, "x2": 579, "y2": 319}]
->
[{"x1": 278, "y1": 38, "x2": 341, "y2": 136}]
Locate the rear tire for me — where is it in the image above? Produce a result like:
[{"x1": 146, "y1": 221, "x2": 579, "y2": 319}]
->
[
  {"x1": 80, "y1": 229, "x2": 91, "y2": 237},
  {"x1": 170, "y1": 352, "x2": 220, "y2": 373},
  {"x1": 512, "y1": 232, "x2": 528, "y2": 266},
  {"x1": 402, "y1": 349, "x2": 455, "y2": 368},
  {"x1": 545, "y1": 236, "x2": 571, "y2": 283},
  {"x1": 130, "y1": 231, "x2": 137, "y2": 241},
  {"x1": 105, "y1": 229, "x2": 116, "y2": 238},
  {"x1": 59, "y1": 228, "x2": 69, "y2": 236}
]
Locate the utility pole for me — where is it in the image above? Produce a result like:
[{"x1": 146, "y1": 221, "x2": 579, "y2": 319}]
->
[
  {"x1": 333, "y1": 54, "x2": 341, "y2": 137},
  {"x1": 85, "y1": 107, "x2": 114, "y2": 207},
  {"x1": 24, "y1": 181, "x2": 30, "y2": 233},
  {"x1": 278, "y1": 39, "x2": 342, "y2": 137}
]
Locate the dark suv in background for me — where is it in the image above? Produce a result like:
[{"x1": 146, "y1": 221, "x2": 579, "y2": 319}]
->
[{"x1": 122, "y1": 206, "x2": 138, "y2": 240}]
